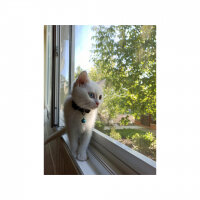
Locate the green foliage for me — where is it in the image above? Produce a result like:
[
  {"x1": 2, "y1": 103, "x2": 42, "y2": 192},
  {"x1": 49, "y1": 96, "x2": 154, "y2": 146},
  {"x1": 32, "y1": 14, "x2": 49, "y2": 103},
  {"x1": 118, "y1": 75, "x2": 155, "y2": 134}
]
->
[
  {"x1": 95, "y1": 120, "x2": 105, "y2": 131},
  {"x1": 132, "y1": 132, "x2": 156, "y2": 156},
  {"x1": 120, "y1": 115, "x2": 130, "y2": 126},
  {"x1": 104, "y1": 128, "x2": 146, "y2": 139},
  {"x1": 91, "y1": 25, "x2": 156, "y2": 120},
  {"x1": 103, "y1": 128, "x2": 156, "y2": 160},
  {"x1": 110, "y1": 127, "x2": 122, "y2": 140},
  {"x1": 89, "y1": 67, "x2": 127, "y2": 120}
]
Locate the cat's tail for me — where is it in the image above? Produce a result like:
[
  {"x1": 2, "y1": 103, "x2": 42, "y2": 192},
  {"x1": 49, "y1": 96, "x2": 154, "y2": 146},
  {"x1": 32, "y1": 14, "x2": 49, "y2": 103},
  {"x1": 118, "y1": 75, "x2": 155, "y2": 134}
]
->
[{"x1": 44, "y1": 127, "x2": 66, "y2": 145}]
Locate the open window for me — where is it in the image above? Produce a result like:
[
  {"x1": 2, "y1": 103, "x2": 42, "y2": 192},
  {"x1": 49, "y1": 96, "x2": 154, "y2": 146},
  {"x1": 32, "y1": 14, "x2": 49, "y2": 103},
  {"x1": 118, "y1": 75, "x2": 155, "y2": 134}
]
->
[{"x1": 44, "y1": 25, "x2": 156, "y2": 175}]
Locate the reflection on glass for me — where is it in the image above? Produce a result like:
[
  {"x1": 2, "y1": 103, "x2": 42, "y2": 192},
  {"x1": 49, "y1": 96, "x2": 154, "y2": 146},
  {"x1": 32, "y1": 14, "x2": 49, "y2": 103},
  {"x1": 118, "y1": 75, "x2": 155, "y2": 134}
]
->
[
  {"x1": 46, "y1": 25, "x2": 52, "y2": 106},
  {"x1": 60, "y1": 25, "x2": 69, "y2": 126}
]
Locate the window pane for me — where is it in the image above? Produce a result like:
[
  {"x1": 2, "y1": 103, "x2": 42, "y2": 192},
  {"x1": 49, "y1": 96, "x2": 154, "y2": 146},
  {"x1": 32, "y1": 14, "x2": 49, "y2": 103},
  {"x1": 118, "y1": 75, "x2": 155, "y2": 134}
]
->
[
  {"x1": 45, "y1": 25, "x2": 53, "y2": 107},
  {"x1": 60, "y1": 25, "x2": 70, "y2": 126},
  {"x1": 75, "y1": 25, "x2": 156, "y2": 161},
  {"x1": 75, "y1": 25, "x2": 94, "y2": 76}
]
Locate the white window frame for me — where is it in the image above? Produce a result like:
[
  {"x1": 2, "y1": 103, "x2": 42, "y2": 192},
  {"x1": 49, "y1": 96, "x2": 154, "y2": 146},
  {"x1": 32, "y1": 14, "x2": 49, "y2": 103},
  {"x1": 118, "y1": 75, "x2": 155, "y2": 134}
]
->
[
  {"x1": 54, "y1": 25, "x2": 156, "y2": 175},
  {"x1": 61, "y1": 128, "x2": 156, "y2": 175}
]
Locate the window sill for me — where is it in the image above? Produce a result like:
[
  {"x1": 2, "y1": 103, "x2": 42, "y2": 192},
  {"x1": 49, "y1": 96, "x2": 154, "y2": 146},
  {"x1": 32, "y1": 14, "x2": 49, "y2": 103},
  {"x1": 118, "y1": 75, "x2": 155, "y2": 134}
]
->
[
  {"x1": 61, "y1": 128, "x2": 156, "y2": 175},
  {"x1": 62, "y1": 134, "x2": 103, "y2": 175}
]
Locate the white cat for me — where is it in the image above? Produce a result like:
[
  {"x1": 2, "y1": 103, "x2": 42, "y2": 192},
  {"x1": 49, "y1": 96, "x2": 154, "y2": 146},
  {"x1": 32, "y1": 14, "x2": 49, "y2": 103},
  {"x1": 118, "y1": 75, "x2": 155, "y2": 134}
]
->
[{"x1": 45, "y1": 71, "x2": 105, "y2": 161}]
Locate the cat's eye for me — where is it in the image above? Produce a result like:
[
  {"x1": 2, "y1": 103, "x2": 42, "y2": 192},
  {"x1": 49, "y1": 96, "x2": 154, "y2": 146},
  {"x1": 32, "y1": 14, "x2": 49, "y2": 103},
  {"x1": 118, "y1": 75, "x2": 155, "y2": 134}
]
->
[
  {"x1": 99, "y1": 95, "x2": 102, "y2": 100},
  {"x1": 88, "y1": 92, "x2": 95, "y2": 98}
]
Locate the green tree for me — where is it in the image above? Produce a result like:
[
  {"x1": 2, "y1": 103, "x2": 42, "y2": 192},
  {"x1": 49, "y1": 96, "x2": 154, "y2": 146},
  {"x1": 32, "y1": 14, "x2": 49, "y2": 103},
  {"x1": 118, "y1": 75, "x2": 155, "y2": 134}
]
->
[
  {"x1": 91, "y1": 25, "x2": 156, "y2": 120},
  {"x1": 89, "y1": 67, "x2": 123, "y2": 121}
]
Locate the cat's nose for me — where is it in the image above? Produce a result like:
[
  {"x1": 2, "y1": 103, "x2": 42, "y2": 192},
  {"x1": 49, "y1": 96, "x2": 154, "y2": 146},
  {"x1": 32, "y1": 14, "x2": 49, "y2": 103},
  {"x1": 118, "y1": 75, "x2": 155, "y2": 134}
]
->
[{"x1": 96, "y1": 102, "x2": 99, "y2": 106}]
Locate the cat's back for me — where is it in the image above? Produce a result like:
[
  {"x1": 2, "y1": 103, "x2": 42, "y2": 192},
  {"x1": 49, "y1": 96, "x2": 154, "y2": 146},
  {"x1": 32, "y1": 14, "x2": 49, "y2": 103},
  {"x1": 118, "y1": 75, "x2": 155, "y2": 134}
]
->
[
  {"x1": 63, "y1": 95, "x2": 74, "y2": 132},
  {"x1": 63, "y1": 95, "x2": 73, "y2": 116}
]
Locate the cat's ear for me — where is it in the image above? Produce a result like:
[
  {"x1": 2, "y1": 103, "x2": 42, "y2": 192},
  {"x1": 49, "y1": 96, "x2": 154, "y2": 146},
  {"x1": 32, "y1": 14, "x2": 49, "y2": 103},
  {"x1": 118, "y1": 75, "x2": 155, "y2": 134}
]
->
[
  {"x1": 97, "y1": 79, "x2": 106, "y2": 87},
  {"x1": 75, "y1": 71, "x2": 89, "y2": 86}
]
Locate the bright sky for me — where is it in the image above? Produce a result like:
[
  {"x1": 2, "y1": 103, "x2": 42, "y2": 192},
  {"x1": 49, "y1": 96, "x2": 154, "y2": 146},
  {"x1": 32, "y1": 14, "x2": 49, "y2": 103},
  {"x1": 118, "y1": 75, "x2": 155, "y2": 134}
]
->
[{"x1": 75, "y1": 25, "x2": 94, "y2": 73}]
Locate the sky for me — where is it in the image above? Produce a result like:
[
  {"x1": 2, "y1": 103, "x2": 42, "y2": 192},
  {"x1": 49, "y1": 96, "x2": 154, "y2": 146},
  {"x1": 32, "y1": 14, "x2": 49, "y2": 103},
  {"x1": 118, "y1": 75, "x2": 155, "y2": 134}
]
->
[
  {"x1": 60, "y1": 25, "x2": 94, "y2": 80},
  {"x1": 75, "y1": 25, "x2": 94, "y2": 72}
]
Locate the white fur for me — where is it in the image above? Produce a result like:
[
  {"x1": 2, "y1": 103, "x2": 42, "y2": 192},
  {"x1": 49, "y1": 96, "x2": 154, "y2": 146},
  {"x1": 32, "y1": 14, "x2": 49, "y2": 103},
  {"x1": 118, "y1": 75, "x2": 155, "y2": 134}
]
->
[{"x1": 64, "y1": 71, "x2": 104, "y2": 161}]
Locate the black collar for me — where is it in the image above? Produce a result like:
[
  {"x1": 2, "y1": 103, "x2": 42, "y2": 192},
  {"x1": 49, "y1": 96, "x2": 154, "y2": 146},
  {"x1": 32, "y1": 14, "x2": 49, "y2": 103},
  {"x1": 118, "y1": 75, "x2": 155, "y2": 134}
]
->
[{"x1": 72, "y1": 100, "x2": 90, "y2": 114}]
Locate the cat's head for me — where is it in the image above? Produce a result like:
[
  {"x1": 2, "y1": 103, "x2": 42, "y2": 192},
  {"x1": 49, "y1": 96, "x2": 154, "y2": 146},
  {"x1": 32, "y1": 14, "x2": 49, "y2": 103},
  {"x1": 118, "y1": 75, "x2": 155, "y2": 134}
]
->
[{"x1": 72, "y1": 71, "x2": 105, "y2": 110}]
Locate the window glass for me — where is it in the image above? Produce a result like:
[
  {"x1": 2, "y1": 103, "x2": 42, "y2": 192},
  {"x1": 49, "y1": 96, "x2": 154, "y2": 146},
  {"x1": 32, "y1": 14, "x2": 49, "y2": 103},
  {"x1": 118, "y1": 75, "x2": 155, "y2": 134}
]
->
[
  {"x1": 74, "y1": 25, "x2": 94, "y2": 77},
  {"x1": 59, "y1": 25, "x2": 70, "y2": 126},
  {"x1": 75, "y1": 25, "x2": 156, "y2": 161},
  {"x1": 46, "y1": 25, "x2": 53, "y2": 107}
]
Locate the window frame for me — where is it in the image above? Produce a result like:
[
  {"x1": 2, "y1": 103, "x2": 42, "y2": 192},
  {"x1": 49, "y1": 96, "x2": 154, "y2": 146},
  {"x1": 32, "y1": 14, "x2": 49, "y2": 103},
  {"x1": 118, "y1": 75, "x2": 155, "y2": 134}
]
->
[
  {"x1": 52, "y1": 25, "x2": 156, "y2": 175},
  {"x1": 68, "y1": 25, "x2": 75, "y2": 92},
  {"x1": 51, "y1": 25, "x2": 60, "y2": 127}
]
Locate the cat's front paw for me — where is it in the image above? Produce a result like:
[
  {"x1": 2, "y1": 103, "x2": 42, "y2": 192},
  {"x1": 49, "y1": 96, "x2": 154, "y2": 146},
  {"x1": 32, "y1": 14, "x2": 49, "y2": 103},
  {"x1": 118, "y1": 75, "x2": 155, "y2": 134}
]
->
[{"x1": 77, "y1": 151, "x2": 88, "y2": 161}]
